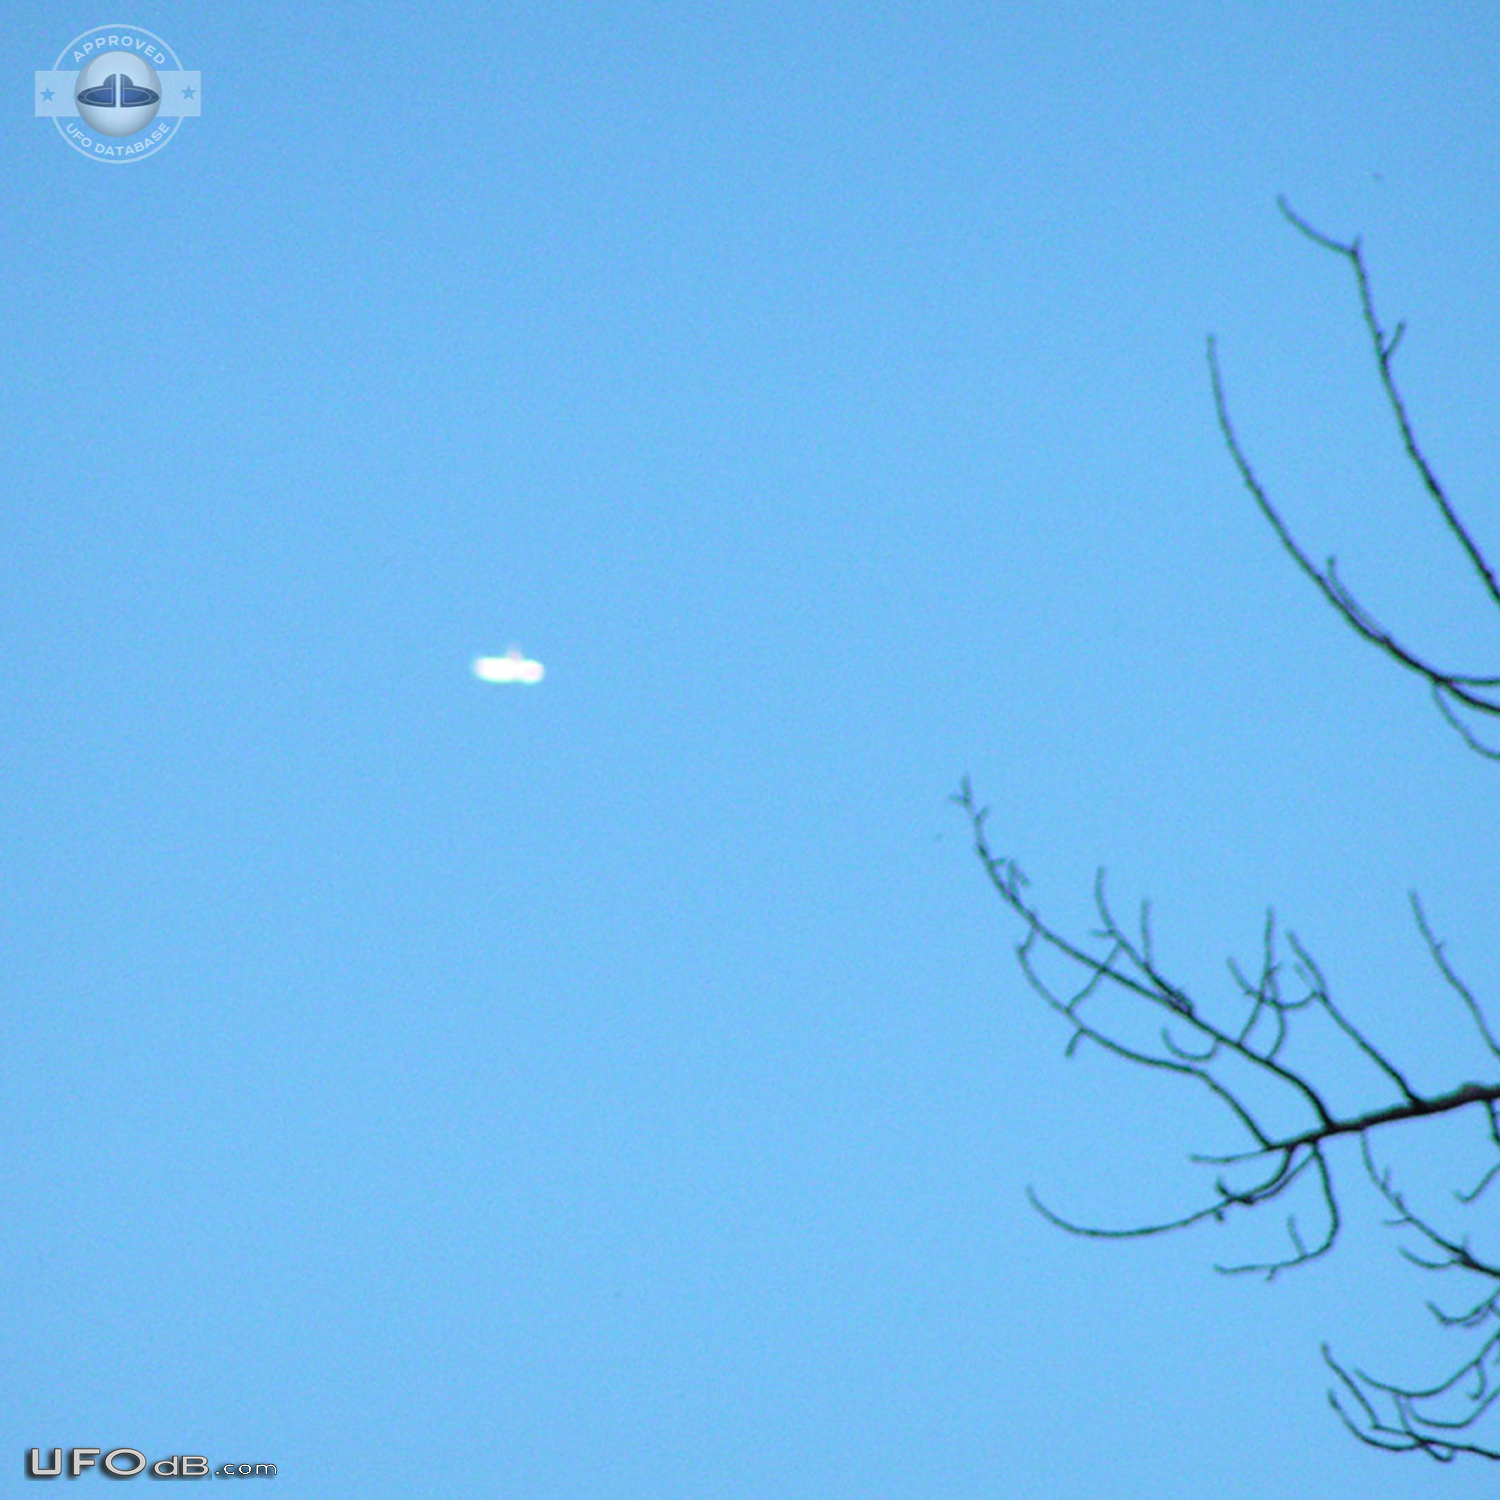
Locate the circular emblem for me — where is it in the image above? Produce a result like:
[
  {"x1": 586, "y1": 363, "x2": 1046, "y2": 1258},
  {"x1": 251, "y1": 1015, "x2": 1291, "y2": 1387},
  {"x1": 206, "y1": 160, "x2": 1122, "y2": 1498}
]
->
[
  {"x1": 47, "y1": 25, "x2": 191, "y2": 162},
  {"x1": 75, "y1": 50, "x2": 161, "y2": 136}
]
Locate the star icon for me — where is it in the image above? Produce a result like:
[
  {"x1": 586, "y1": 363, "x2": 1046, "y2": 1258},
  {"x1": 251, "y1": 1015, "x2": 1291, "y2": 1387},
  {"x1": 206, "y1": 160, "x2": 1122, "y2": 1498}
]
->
[
  {"x1": 181, "y1": 85, "x2": 195, "y2": 99},
  {"x1": 40, "y1": 87, "x2": 55, "y2": 101}
]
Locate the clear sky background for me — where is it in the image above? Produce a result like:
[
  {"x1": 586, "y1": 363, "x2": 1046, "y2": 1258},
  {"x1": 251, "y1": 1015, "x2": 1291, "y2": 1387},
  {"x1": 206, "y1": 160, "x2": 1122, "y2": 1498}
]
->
[{"x1": 6, "y1": 3, "x2": 1500, "y2": 1494}]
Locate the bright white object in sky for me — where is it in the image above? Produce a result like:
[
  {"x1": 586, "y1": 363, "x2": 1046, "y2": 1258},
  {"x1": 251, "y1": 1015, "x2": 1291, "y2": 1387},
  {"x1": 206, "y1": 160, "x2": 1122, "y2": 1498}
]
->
[{"x1": 473, "y1": 647, "x2": 544, "y2": 684}]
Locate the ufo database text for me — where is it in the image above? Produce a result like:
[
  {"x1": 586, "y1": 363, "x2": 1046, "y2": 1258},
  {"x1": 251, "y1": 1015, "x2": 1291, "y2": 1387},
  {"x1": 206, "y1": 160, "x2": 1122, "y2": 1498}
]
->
[{"x1": 473, "y1": 648, "x2": 544, "y2": 685}]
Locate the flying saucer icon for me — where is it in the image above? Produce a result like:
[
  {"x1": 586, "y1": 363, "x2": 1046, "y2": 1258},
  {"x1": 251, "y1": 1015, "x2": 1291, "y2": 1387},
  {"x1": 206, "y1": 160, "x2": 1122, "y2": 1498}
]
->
[
  {"x1": 77, "y1": 72, "x2": 160, "y2": 109},
  {"x1": 473, "y1": 647, "x2": 545, "y2": 684},
  {"x1": 73, "y1": 50, "x2": 162, "y2": 136}
]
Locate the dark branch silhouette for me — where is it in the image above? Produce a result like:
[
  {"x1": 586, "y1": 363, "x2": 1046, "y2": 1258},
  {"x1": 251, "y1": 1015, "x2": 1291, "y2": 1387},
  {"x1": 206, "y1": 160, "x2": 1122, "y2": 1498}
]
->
[
  {"x1": 1209, "y1": 197, "x2": 1500, "y2": 757},
  {"x1": 963, "y1": 203, "x2": 1500, "y2": 1460}
]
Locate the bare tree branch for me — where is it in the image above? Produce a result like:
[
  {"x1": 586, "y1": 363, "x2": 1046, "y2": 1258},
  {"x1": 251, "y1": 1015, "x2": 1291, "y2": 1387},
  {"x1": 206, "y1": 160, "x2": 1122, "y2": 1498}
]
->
[
  {"x1": 1411, "y1": 891, "x2": 1500, "y2": 1062},
  {"x1": 961, "y1": 766, "x2": 1500, "y2": 1452},
  {"x1": 1273, "y1": 197, "x2": 1500, "y2": 617},
  {"x1": 1207, "y1": 201, "x2": 1500, "y2": 753},
  {"x1": 964, "y1": 201, "x2": 1500, "y2": 1460}
]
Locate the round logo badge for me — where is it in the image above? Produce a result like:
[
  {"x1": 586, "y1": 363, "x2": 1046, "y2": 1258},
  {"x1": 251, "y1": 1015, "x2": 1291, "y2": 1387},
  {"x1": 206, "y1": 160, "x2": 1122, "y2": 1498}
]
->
[
  {"x1": 75, "y1": 50, "x2": 161, "y2": 136},
  {"x1": 41, "y1": 25, "x2": 196, "y2": 162}
]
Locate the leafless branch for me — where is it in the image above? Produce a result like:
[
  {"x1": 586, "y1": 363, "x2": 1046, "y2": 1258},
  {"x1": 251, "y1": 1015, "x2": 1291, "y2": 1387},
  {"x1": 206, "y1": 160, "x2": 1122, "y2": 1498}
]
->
[
  {"x1": 1322, "y1": 1140, "x2": 1500, "y2": 1463},
  {"x1": 955, "y1": 770, "x2": 1500, "y2": 1454},
  {"x1": 962, "y1": 199, "x2": 1500, "y2": 1460},
  {"x1": 1207, "y1": 201, "x2": 1500, "y2": 753}
]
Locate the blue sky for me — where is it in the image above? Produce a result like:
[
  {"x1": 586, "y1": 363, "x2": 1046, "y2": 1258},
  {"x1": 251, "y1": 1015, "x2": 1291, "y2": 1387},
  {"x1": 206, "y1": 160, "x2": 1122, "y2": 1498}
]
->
[{"x1": 7, "y1": 3, "x2": 1500, "y2": 1493}]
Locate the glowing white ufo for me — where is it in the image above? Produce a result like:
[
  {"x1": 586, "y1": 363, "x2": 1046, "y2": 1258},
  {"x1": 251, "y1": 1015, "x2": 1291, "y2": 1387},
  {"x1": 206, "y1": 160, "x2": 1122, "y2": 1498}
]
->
[{"x1": 473, "y1": 647, "x2": 544, "y2": 684}]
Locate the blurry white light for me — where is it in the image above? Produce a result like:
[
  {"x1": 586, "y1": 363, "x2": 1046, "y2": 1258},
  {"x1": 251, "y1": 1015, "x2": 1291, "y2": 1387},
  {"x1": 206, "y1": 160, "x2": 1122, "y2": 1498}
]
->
[{"x1": 473, "y1": 648, "x2": 544, "y2": 684}]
